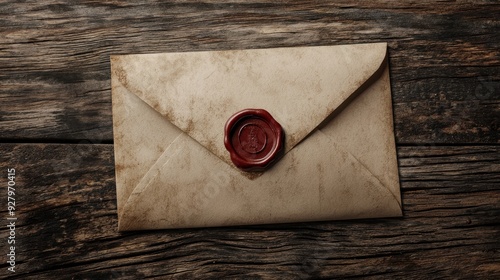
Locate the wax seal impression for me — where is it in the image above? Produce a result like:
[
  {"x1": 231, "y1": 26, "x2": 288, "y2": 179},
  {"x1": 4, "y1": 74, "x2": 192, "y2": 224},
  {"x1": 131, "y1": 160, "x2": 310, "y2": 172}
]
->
[{"x1": 224, "y1": 109, "x2": 284, "y2": 172}]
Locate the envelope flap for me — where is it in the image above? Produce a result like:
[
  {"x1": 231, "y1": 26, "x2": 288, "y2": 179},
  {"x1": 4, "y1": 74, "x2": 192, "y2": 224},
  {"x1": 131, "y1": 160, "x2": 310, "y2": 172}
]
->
[{"x1": 111, "y1": 43, "x2": 387, "y2": 166}]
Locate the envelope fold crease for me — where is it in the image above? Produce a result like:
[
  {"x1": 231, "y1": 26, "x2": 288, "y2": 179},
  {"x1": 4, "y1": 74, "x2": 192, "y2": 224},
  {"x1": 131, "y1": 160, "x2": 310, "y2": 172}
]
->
[
  {"x1": 112, "y1": 43, "x2": 388, "y2": 167},
  {"x1": 111, "y1": 42, "x2": 403, "y2": 231}
]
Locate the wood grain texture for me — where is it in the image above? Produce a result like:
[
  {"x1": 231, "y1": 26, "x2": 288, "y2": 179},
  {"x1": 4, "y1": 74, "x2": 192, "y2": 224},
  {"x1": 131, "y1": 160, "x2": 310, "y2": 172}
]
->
[
  {"x1": 0, "y1": 0, "x2": 499, "y2": 144},
  {"x1": 1, "y1": 1, "x2": 499, "y2": 279},
  {"x1": 0, "y1": 144, "x2": 498, "y2": 279}
]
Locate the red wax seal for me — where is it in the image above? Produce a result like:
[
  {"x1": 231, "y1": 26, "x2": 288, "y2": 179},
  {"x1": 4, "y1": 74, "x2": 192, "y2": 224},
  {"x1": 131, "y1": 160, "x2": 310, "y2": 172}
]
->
[{"x1": 224, "y1": 109, "x2": 284, "y2": 172}]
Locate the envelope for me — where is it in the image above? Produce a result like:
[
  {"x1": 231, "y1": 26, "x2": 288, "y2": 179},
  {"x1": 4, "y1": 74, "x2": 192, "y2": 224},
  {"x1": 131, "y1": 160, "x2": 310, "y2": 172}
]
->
[{"x1": 111, "y1": 42, "x2": 402, "y2": 231}]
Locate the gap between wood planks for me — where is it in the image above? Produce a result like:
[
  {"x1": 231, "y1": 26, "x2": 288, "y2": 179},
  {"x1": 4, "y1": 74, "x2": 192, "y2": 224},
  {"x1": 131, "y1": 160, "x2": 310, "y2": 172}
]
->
[{"x1": 0, "y1": 139, "x2": 498, "y2": 147}]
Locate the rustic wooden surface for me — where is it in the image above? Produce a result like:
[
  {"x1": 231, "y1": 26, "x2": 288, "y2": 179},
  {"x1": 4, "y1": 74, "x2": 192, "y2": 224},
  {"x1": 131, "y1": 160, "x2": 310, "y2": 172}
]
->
[{"x1": 0, "y1": 0, "x2": 499, "y2": 279}]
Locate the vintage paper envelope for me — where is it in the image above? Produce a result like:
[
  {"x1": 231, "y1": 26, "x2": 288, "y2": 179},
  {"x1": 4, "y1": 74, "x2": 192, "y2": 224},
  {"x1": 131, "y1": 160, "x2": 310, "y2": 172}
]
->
[{"x1": 111, "y1": 42, "x2": 402, "y2": 231}]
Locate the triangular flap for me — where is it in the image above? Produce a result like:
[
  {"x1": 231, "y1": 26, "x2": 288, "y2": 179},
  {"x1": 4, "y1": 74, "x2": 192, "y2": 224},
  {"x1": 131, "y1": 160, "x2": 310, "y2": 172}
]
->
[
  {"x1": 111, "y1": 43, "x2": 387, "y2": 166},
  {"x1": 118, "y1": 122, "x2": 401, "y2": 230}
]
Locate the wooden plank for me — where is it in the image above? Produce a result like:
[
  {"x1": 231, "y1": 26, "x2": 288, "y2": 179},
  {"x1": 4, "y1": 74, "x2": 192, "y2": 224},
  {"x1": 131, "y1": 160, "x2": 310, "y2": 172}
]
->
[
  {"x1": 0, "y1": 1, "x2": 499, "y2": 144},
  {"x1": 0, "y1": 144, "x2": 498, "y2": 279}
]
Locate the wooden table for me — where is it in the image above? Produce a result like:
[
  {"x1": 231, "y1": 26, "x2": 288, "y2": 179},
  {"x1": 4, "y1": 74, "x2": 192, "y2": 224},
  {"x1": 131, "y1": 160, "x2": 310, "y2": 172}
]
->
[{"x1": 1, "y1": 1, "x2": 499, "y2": 279}]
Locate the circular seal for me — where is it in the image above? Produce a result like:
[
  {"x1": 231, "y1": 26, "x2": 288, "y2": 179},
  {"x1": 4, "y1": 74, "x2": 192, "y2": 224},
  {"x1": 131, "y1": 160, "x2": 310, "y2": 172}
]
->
[{"x1": 224, "y1": 109, "x2": 284, "y2": 172}]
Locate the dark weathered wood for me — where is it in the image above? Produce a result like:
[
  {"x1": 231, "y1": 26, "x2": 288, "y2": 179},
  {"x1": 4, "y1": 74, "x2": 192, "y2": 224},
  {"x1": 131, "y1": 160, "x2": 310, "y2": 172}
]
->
[
  {"x1": 0, "y1": 144, "x2": 498, "y2": 279},
  {"x1": 1, "y1": 1, "x2": 499, "y2": 279},
  {"x1": 0, "y1": 1, "x2": 499, "y2": 144}
]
